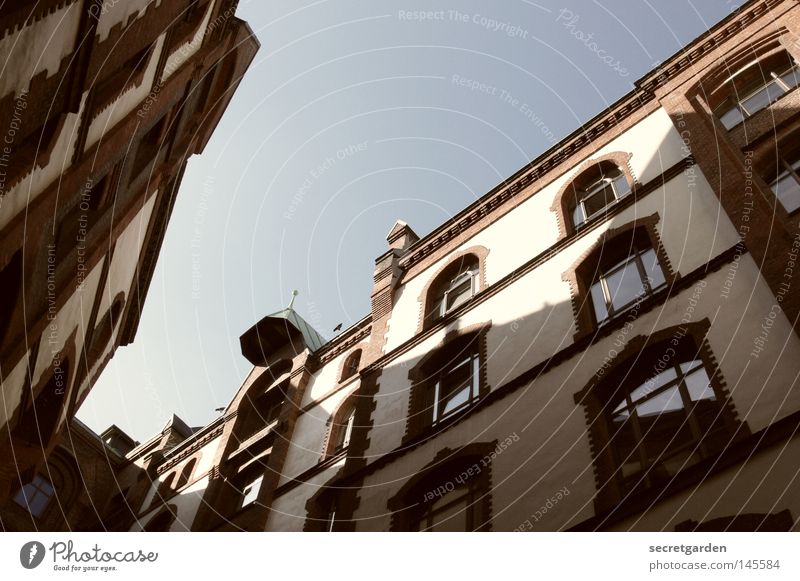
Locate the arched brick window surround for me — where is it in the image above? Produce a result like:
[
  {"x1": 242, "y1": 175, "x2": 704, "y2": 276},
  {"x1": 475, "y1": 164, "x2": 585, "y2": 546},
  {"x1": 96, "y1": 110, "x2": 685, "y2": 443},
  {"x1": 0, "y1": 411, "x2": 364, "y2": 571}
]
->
[
  {"x1": 321, "y1": 391, "x2": 358, "y2": 459},
  {"x1": 550, "y1": 151, "x2": 637, "y2": 239},
  {"x1": 561, "y1": 213, "x2": 675, "y2": 340},
  {"x1": 403, "y1": 321, "x2": 491, "y2": 444},
  {"x1": 573, "y1": 320, "x2": 747, "y2": 513},
  {"x1": 337, "y1": 344, "x2": 366, "y2": 384},
  {"x1": 416, "y1": 246, "x2": 489, "y2": 333},
  {"x1": 693, "y1": 29, "x2": 797, "y2": 107},
  {"x1": 387, "y1": 442, "x2": 496, "y2": 531}
]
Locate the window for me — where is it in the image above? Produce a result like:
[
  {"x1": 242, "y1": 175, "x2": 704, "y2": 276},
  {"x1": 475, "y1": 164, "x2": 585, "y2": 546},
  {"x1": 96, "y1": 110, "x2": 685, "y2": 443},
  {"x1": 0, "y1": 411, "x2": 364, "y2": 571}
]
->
[
  {"x1": 768, "y1": 146, "x2": 800, "y2": 214},
  {"x1": 571, "y1": 166, "x2": 631, "y2": 228},
  {"x1": 424, "y1": 255, "x2": 479, "y2": 327},
  {"x1": 340, "y1": 349, "x2": 361, "y2": 381},
  {"x1": 405, "y1": 327, "x2": 489, "y2": 441},
  {"x1": 176, "y1": 458, "x2": 197, "y2": 489},
  {"x1": 580, "y1": 333, "x2": 741, "y2": 507},
  {"x1": 13, "y1": 474, "x2": 54, "y2": 518},
  {"x1": 387, "y1": 442, "x2": 494, "y2": 531},
  {"x1": 589, "y1": 241, "x2": 666, "y2": 324},
  {"x1": 713, "y1": 49, "x2": 800, "y2": 129},
  {"x1": 416, "y1": 478, "x2": 479, "y2": 532},
  {"x1": 331, "y1": 409, "x2": 355, "y2": 454},
  {"x1": 432, "y1": 351, "x2": 480, "y2": 425},
  {"x1": 241, "y1": 475, "x2": 263, "y2": 508},
  {"x1": 150, "y1": 472, "x2": 175, "y2": 508}
]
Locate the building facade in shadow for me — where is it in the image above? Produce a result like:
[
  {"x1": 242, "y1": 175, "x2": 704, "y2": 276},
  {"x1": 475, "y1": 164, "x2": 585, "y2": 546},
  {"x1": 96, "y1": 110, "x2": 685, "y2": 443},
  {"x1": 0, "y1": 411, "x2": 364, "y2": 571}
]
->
[{"x1": 0, "y1": 0, "x2": 258, "y2": 530}]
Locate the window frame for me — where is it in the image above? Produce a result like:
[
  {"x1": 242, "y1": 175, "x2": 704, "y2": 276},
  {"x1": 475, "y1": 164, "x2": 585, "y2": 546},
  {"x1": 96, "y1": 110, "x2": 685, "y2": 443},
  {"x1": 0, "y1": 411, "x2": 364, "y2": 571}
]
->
[
  {"x1": 712, "y1": 49, "x2": 800, "y2": 130},
  {"x1": 571, "y1": 168, "x2": 631, "y2": 228},
  {"x1": 404, "y1": 324, "x2": 491, "y2": 443},
  {"x1": 12, "y1": 474, "x2": 55, "y2": 518},
  {"x1": 563, "y1": 216, "x2": 674, "y2": 339},
  {"x1": 574, "y1": 323, "x2": 745, "y2": 512},
  {"x1": 418, "y1": 248, "x2": 488, "y2": 332},
  {"x1": 589, "y1": 244, "x2": 667, "y2": 325},
  {"x1": 769, "y1": 149, "x2": 800, "y2": 215}
]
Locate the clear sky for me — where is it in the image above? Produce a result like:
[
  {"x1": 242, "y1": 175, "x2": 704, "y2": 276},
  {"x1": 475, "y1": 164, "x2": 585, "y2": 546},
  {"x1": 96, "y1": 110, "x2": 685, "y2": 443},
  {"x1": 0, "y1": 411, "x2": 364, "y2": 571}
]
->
[{"x1": 77, "y1": 0, "x2": 737, "y2": 442}]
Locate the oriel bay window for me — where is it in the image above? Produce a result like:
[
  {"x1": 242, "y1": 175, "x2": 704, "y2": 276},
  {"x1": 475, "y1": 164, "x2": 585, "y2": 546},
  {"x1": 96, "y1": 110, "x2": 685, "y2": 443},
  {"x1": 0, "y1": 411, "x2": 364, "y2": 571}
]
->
[{"x1": 712, "y1": 49, "x2": 800, "y2": 130}]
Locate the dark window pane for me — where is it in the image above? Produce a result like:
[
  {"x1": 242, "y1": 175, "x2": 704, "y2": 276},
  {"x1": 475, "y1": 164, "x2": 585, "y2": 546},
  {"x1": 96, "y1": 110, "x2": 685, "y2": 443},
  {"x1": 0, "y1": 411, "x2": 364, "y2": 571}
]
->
[
  {"x1": 771, "y1": 172, "x2": 800, "y2": 213},
  {"x1": 582, "y1": 182, "x2": 616, "y2": 217}
]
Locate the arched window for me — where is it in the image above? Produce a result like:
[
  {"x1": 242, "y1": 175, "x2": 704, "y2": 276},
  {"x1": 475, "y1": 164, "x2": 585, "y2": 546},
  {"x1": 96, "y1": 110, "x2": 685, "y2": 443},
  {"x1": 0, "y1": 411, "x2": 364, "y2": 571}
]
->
[
  {"x1": 569, "y1": 162, "x2": 631, "y2": 229},
  {"x1": 712, "y1": 49, "x2": 800, "y2": 129},
  {"x1": 329, "y1": 405, "x2": 356, "y2": 456},
  {"x1": 424, "y1": 254, "x2": 479, "y2": 328},
  {"x1": 387, "y1": 443, "x2": 494, "y2": 531},
  {"x1": 340, "y1": 349, "x2": 361, "y2": 382},
  {"x1": 305, "y1": 488, "x2": 341, "y2": 531},
  {"x1": 405, "y1": 325, "x2": 489, "y2": 441},
  {"x1": 588, "y1": 232, "x2": 667, "y2": 325},
  {"x1": 566, "y1": 220, "x2": 670, "y2": 335},
  {"x1": 765, "y1": 136, "x2": 800, "y2": 214},
  {"x1": 176, "y1": 458, "x2": 197, "y2": 489},
  {"x1": 578, "y1": 330, "x2": 742, "y2": 508}
]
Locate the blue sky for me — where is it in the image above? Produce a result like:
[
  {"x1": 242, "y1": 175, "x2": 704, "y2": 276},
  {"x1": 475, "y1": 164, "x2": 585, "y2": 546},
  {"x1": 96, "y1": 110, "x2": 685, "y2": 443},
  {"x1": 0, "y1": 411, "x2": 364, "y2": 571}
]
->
[{"x1": 77, "y1": 0, "x2": 737, "y2": 441}]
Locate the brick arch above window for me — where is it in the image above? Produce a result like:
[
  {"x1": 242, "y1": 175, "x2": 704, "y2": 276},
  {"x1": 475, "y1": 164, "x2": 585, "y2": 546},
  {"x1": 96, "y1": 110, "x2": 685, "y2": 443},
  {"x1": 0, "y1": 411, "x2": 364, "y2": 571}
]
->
[
  {"x1": 416, "y1": 245, "x2": 489, "y2": 333},
  {"x1": 695, "y1": 29, "x2": 800, "y2": 130},
  {"x1": 387, "y1": 442, "x2": 496, "y2": 531},
  {"x1": 550, "y1": 151, "x2": 637, "y2": 239},
  {"x1": 573, "y1": 319, "x2": 747, "y2": 513},
  {"x1": 561, "y1": 213, "x2": 675, "y2": 340}
]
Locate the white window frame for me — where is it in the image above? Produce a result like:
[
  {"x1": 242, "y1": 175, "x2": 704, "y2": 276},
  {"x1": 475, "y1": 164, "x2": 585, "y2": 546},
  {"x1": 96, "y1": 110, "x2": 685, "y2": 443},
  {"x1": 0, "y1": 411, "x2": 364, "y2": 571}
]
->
[
  {"x1": 573, "y1": 170, "x2": 630, "y2": 227},
  {"x1": 591, "y1": 247, "x2": 666, "y2": 325},
  {"x1": 432, "y1": 352, "x2": 480, "y2": 424},
  {"x1": 770, "y1": 152, "x2": 800, "y2": 214},
  {"x1": 439, "y1": 269, "x2": 478, "y2": 317}
]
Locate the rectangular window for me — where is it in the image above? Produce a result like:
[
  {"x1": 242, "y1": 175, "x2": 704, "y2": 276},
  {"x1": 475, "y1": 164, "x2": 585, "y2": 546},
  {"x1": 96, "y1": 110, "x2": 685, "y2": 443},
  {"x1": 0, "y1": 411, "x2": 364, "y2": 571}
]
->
[{"x1": 433, "y1": 353, "x2": 480, "y2": 424}]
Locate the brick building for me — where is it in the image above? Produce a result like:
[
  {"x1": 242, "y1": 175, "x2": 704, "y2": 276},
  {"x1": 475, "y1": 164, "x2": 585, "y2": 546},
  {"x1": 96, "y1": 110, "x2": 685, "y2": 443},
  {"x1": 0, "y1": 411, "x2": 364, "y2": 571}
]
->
[
  {"x1": 8, "y1": 0, "x2": 800, "y2": 532},
  {"x1": 0, "y1": 0, "x2": 257, "y2": 530}
]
